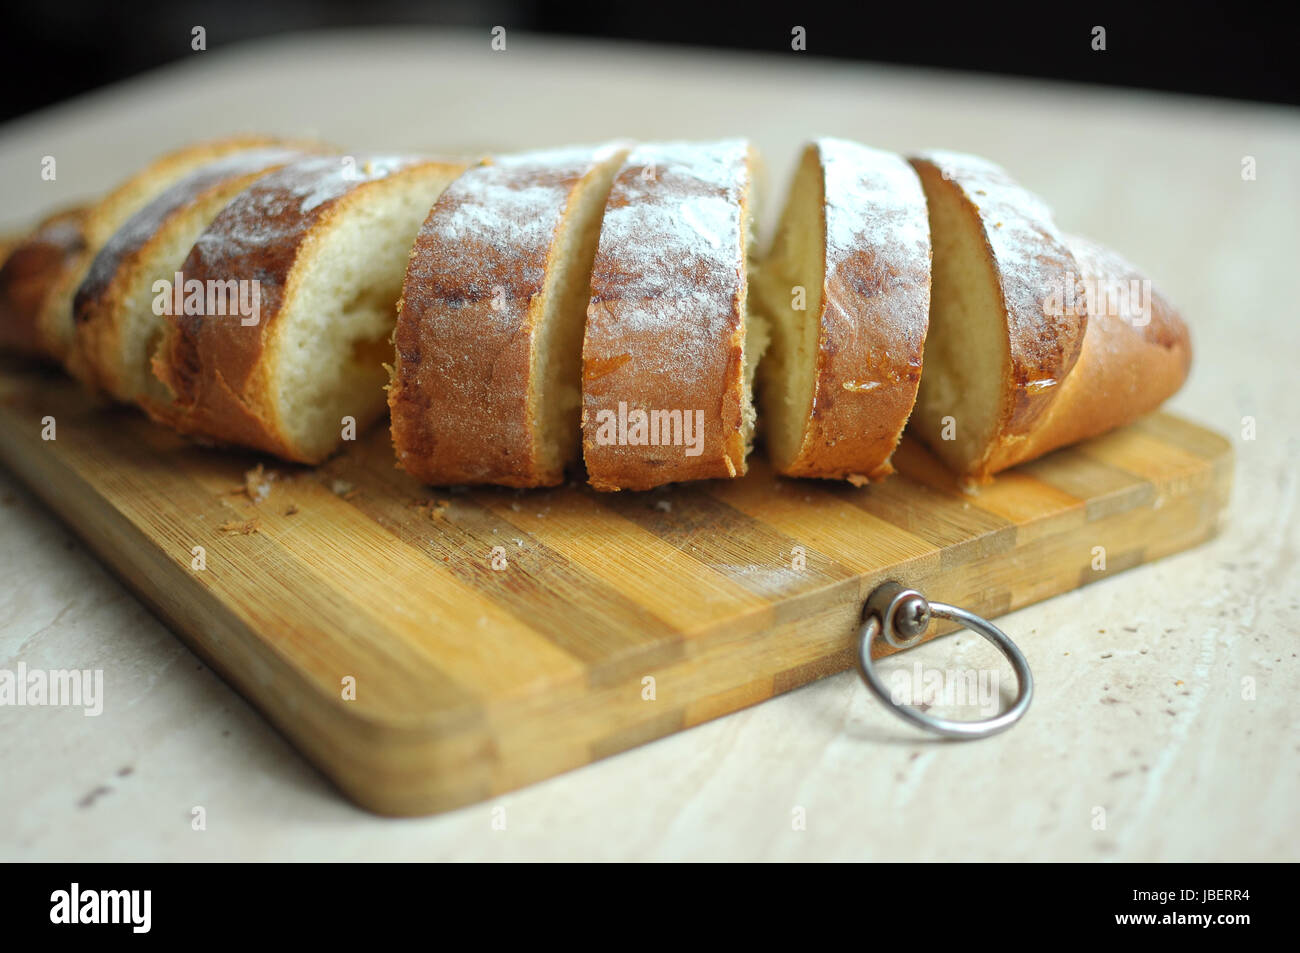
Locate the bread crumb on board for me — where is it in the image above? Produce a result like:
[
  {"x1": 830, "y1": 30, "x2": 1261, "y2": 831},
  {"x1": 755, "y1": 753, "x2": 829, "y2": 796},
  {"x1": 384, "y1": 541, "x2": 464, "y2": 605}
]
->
[
  {"x1": 245, "y1": 464, "x2": 274, "y2": 502},
  {"x1": 410, "y1": 498, "x2": 451, "y2": 520},
  {"x1": 218, "y1": 518, "x2": 261, "y2": 535},
  {"x1": 226, "y1": 463, "x2": 278, "y2": 503}
]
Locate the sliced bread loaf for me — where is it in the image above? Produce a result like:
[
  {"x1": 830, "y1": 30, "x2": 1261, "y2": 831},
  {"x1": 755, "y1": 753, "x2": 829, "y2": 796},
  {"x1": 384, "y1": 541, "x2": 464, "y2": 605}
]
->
[
  {"x1": 581, "y1": 139, "x2": 766, "y2": 491},
  {"x1": 37, "y1": 136, "x2": 290, "y2": 364},
  {"x1": 0, "y1": 206, "x2": 88, "y2": 359},
  {"x1": 990, "y1": 233, "x2": 1191, "y2": 464},
  {"x1": 150, "y1": 154, "x2": 466, "y2": 464},
  {"x1": 907, "y1": 150, "x2": 1189, "y2": 482},
  {"x1": 906, "y1": 150, "x2": 1088, "y2": 483},
  {"x1": 390, "y1": 143, "x2": 631, "y2": 487},
  {"x1": 71, "y1": 146, "x2": 312, "y2": 402},
  {"x1": 756, "y1": 138, "x2": 931, "y2": 483}
]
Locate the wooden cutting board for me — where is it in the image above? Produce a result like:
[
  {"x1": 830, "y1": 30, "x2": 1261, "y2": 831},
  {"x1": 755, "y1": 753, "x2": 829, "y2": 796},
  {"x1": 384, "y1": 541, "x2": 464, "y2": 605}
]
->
[{"x1": 0, "y1": 363, "x2": 1232, "y2": 815}]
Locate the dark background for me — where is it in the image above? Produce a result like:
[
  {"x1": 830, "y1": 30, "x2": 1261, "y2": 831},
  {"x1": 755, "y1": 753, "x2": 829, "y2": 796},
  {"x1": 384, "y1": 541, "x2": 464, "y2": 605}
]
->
[{"x1": 1, "y1": 0, "x2": 1295, "y2": 124}]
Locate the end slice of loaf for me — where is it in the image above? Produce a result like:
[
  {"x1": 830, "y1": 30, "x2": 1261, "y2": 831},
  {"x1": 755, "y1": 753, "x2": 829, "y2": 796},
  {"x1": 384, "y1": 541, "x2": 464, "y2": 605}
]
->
[
  {"x1": 390, "y1": 143, "x2": 631, "y2": 487},
  {"x1": 907, "y1": 150, "x2": 1088, "y2": 483},
  {"x1": 149, "y1": 154, "x2": 466, "y2": 464},
  {"x1": 0, "y1": 206, "x2": 88, "y2": 359},
  {"x1": 991, "y1": 233, "x2": 1191, "y2": 463},
  {"x1": 582, "y1": 139, "x2": 766, "y2": 491},
  {"x1": 71, "y1": 147, "x2": 312, "y2": 402},
  {"x1": 37, "y1": 136, "x2": 292, "y2": 364},
  {"x1": 756, "y1": 138, "x2": 931, "y2": 483}
]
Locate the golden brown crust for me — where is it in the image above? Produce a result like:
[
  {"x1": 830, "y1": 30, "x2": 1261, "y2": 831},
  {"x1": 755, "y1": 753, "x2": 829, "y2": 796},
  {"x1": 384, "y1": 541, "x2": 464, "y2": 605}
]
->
[
  {"x1": 983, "y1": 234, "x2": 1191, "y2": 469},
  {"x1": 150, "y1": 155, "x2": 463, "y2": 463},
  {"x1": 774, "y1": 139, "x2": 931, "y2": 482},
  {"x1": 38, "y1": 136, "x2": 291, "y2": 366},
  {"x1": 0, "y1": 207, "x2": 87, "y2": 360},
  {"x1": 71, "y1": 147, "x2": 306, "y2": 398},
  {"x1": 391, "y1": 146, "x2": 625, "y2": 488},
  {"x1": 909, "y1": 151, "x2": 1087, "y2": 481},
  {"x1": 581, "y1": 140, "x2": 754, "y2": 491}
]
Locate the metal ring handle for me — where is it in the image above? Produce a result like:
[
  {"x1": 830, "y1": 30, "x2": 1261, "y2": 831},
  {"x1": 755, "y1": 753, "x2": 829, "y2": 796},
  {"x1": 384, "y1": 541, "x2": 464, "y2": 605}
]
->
[{"x1": 856, "y1": 581, "x2": 1033, "y2": 739}]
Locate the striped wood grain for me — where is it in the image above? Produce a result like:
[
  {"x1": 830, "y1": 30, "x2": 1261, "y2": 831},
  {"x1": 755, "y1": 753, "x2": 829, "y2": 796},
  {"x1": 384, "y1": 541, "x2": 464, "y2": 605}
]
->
[{"x1": 0, "y1": 365, "x2": 1233, "y2": 815}]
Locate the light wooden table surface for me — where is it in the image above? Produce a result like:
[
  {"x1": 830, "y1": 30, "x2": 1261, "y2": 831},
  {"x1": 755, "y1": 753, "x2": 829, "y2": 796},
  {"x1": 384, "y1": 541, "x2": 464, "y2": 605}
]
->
[{"x1": 1, "y1": 29, "x2": 1296, "y2": 861}]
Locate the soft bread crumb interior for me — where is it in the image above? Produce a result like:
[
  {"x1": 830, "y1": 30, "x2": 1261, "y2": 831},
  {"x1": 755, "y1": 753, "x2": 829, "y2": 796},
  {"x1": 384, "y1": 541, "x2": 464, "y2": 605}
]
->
[
  {"x1": 273, "y1": 167, "x2": 459, "y2": 460},
  {"x1": 531, "y1": 147, "x2": 630, "y2": 476},
  {"x1": 911, "y1": 161, "x2": 1007, "y2": 473},
  {"x1": 742, "y1": 295, "x2": 770, "y2": 449},
  {"x1": 756, "y1": 145, "x2": 823, "y2": 470},
  {"x1": 739, "y1": 150, "x2": 770, "y2": 458}
]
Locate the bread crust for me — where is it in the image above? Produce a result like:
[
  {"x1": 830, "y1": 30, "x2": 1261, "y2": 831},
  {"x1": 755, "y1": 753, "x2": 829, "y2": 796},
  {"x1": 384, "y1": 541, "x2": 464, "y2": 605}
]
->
[
  {"x1": 71, "y1": 147, "x2": 305, "y2": 399},
  {"x1": 769, "y1": 139, "x2": 931, "y2": 482},
  {"x1": 391, "y1": 144, "x2": 628, "y2": 488},
  {"x1": 581, "y1": 139, "x2": 755, "y2": 491},
  {"x1": 150, "y1": 155, "x2": 464, "y2": 463},
  {"x1": 983, "y1": 233, "x2": 1191, "y2": 469},
  {"x1": 37, "y1": 136, "x2": 289, "y2": 365},
  {"x1": 0, "y1": 207, "x2": 87, "y2": 359},
  {"x1": 909, "y1": 151, "x2": 1088, "y2": 481}
]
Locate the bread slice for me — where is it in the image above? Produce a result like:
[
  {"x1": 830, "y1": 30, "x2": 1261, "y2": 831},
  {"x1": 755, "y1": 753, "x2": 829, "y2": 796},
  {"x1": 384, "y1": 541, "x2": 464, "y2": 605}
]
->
[
  {"x1": 150, "y1": 155, "x2": 466, "y2": 464},
  {"x1": 0, "y1": 206, "x2": 88, "y2": 359},
  {"x1": 581, "y1": 139, "x2": 766, "y2": 491},
  {"x1": 37, "y1": 136, "x2": 291, "y2": 364},
  {"x1": 906, "y1": 150, "x2": 1089, "y2": 483},
  {"x1": 756, "y1": 138, "x2": 931, "y2": 483},
  {"x1": 390, "y1": 143, "x2": 631, "y2": 487},
  {"x1": 988, "y1": 232, "x2": 1191, "y2": 463},
  {"x1": 71, "y1": 146, "x2": 313, "y2": 402}
]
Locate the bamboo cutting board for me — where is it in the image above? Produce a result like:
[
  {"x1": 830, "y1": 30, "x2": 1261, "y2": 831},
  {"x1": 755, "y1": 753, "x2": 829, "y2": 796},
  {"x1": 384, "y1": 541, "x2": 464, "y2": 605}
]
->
[{"x1": 0, "y1": 363, "x2": 1232, "y2": 816}]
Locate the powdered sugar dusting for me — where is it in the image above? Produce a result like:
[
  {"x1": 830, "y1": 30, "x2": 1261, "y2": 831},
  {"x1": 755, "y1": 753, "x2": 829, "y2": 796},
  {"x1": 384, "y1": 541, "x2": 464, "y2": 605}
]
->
[
  {"x1": 403, "y1": 144, "x2": 626, "y2": 334},
  {"x1": 424, "y1": 181, "x2": 563, "y2": 294},
  {"x1": 415, "y1": 145, "x2": 617, "y2": 257},
  {"x1": 295, "y1": 155, "x2": 412, "y2": 213},
  {"x1": 588, "y1": 139, "x2": 748, "y2": 356},
  {"x1": 820, "y1": 138, "x2": 929, "y2": 266},
  {"x1": 813, "y1": 139, "x2": 931, "y2": 372},
  {"x1": 191, "y1": 154, "x2": 424, "y2": 265},
  {"x1": 679, "y1": 198, "x2": 724, "y2": 250}
]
